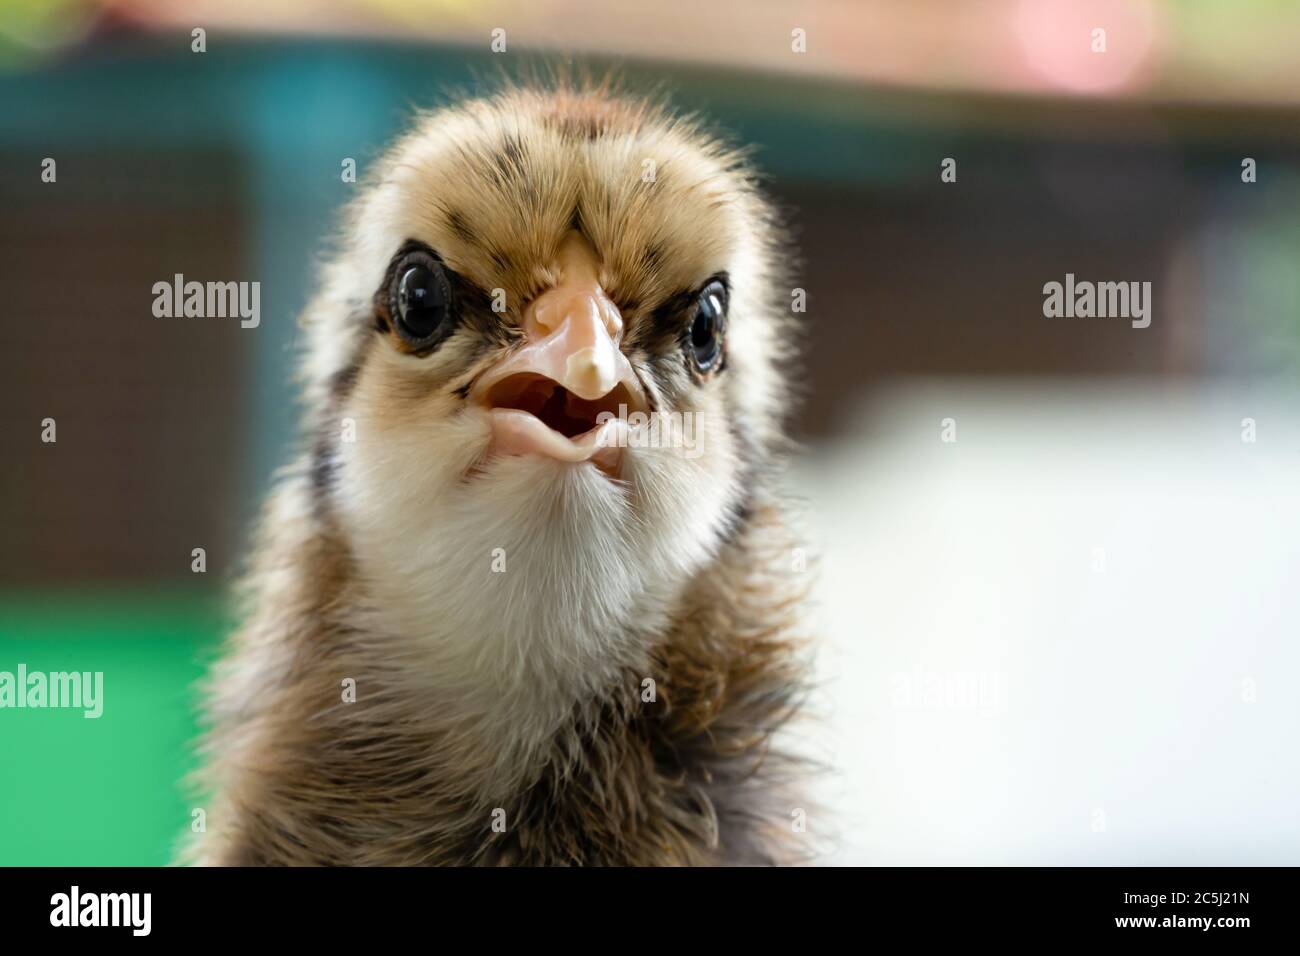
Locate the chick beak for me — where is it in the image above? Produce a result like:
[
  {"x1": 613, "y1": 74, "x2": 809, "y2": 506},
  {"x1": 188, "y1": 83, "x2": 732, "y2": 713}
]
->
[{"x1": 470, "y1": 232, "x2": 646, "y2": 475}]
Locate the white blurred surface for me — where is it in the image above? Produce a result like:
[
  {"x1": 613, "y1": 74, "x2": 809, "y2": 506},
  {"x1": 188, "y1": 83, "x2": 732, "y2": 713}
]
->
[{"x1": 794, "y1": 380, "x2": 1300, "y2": 864}]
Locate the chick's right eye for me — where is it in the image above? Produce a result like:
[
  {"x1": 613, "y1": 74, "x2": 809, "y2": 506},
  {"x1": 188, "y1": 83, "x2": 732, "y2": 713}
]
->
[{"x1": 395, "y1": 259, "x2": 452, "y2": 342}]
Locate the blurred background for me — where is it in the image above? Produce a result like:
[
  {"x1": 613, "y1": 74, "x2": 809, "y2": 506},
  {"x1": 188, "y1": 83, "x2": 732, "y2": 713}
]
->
[{"x1": 1, "y1": 0, "x2": 1298, "y2": 865}]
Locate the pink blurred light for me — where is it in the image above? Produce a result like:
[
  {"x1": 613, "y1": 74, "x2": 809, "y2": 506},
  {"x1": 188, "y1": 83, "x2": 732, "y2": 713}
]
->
[{"x1": 1015, "y1": 0, "x2": 1159, "y2": 95}]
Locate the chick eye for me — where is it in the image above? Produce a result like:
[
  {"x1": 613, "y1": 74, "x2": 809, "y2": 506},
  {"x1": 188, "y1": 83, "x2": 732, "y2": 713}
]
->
[
  {"x1": 689, "y1": 280, "x2": 727, "y2": 372},
  {"x1": 392, "y1": 251, "x2": 453, "y2": 345}
]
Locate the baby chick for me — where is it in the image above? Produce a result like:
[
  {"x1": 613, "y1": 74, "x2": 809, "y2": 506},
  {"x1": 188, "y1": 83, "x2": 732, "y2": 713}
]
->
[{"x1": 190, "y1": 82, "x2": 812, "y2": 866}]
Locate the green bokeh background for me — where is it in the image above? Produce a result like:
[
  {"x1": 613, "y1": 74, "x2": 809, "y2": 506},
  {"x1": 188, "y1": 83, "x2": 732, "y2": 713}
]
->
[{"x1": 0, "y1": 592, "x2": 225, "y2": 865}]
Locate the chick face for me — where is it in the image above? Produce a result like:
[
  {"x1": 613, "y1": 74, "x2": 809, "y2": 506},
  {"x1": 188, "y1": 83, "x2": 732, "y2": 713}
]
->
[
  {"x1": 467, "y1": 229, "x2": 649, "y2": 474},
  {"x1": 308, "y1": 88, "x2": 789, "y2": 718}
]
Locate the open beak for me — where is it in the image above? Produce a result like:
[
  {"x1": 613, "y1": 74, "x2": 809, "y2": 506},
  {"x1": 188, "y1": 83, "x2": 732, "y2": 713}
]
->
[{"x1": 469, "y1": 232, "x2": 647, "y2": 475}]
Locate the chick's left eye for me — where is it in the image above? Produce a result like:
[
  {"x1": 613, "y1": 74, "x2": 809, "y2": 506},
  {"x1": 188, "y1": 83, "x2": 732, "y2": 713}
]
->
[
  {"x1": 395, "y1": 260, "x2": 451, "y2": 342},
  {"x1": 689, "y1": 281, "x2": 726, "y2": 371}
]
